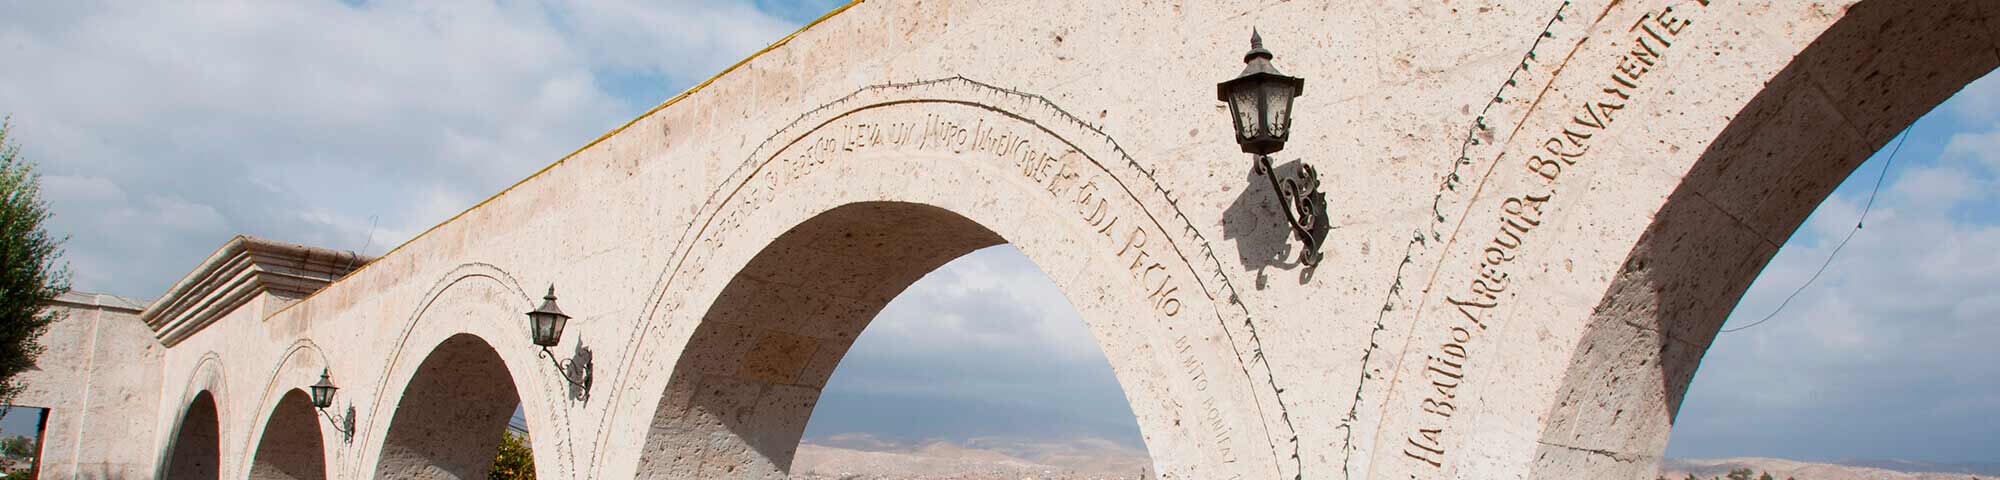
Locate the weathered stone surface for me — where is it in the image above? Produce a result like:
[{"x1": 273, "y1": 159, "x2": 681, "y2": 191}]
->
[
  {"x1": 17, "y1": 0, "x2": 1999, "y2": 478},
  {"x1": 247, "y1": 391, "x2": 326, "y2": 480},
  {"x1": 14, "y1": 293, "x2": 161, "y2": 479}
]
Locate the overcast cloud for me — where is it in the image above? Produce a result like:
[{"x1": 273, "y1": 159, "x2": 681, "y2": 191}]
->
[{"x1": 1, "y1": 0, "x2": 1995, "y2": 464}]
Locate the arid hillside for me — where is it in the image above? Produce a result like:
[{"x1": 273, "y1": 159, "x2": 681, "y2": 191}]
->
[
  {"x1": 790, "y1": 434, "x2": 1151, "y2": 480},
  {"x1": 1658, "y1": 458, "x2": 2000, "y2": 480}
]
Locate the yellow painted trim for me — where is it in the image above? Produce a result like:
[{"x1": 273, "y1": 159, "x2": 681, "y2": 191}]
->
[{"x1": 270, "y1": 0, "x2": 866, "y2": 318}]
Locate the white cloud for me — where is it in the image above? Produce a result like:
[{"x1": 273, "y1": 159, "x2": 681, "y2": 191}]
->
[
  {"x1": 0, "y1": 0, "x2": 798, "y2": 297},
  {"x1": 1886, "y1": 164, "x2": 1977, "y2": 208},
  {"x1": 867, "y1": 246, "x2": 1105, "y2": 362},
  {"x1": 1671, "y1": 98, "x2": 2000, "y2": 461},
  {"x1": 811, "y1": 245, "x2": 1145, "y2": 446},
  {"x1": 1943, "y1": 124, "x2": 2000, "y2": 174},
  {"x1": 1948, "y1": 69, "x2": 2000, "y2": 124}
]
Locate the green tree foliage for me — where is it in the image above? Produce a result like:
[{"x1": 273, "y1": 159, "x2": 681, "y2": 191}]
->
[
  {"x1": 489, "y1": 431, "x2": 534, "y2": 480},
  {"x1": 0, "y1": 435, "x2": 32, "y2": 459},
  {"x1": 0, "y1": 117, "x2": 68, "y2": 404},
  {"x1": 0, "y1": 433, "x2": 35, "y2": 480}
]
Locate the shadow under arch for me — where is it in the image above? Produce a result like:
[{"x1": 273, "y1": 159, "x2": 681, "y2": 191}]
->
[
  {"x1": 247, "y1": 390, "x2": 326, "y2": 480},
  {"x1": 162, "y1": 391, "x2": 221, "y2": 479},
  {"x1": 373, "y1": 333, "x2": 522, "y2": 479},
  {"x1": 1531, "y1": 0, "x2": 1999, "y2": 476}
]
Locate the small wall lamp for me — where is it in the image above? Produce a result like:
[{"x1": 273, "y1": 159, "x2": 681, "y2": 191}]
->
[
  {"x1": 1218, "y1": 30, "x2": 1330, "y2": 266},
  {"x1": 307, "y1": 369, "x2": 355, "y2": 443},
  {"x1": 528, "y1": 285, "x2": 592, "y2": 401}
]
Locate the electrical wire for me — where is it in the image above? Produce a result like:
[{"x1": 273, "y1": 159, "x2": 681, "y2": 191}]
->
[{"x1": 1719, "y1": 125, "x2": 1912, "y2": 333}]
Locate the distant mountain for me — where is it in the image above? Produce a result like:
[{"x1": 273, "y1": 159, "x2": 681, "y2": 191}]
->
[
  {"x1": 1662, "y1": 457, "x2": 2000, "y2": 479},
  {"x1": 1833, "y1": 459, "x2": 2000, "y2": 476},
  {"x1": 793, "y1": 433, "x2": 1151, "y2": 480},
  {"x1": 802, "y1": 390, "x2": 1146, "y2": 449},
  {"x1": 793, "y1": 448, "x2": 2000, "y2": 480}
]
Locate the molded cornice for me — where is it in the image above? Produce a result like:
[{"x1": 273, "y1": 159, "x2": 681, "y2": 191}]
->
[{"x1": 141, "y1": 236, "x2": 372, "y2": 346}]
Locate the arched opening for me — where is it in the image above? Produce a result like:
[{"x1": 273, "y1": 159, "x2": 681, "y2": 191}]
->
[
  {"x1": 248, "y1": 390, "x2": 326, "y2": 480},
  {"x1": 1656, "y1": 32, "x2": 2000, "y2": 480},
  {"x1": 634, "y1": 201, "x2": 1152, "y2": 477},
  {"x1": 1531, "y1": 0, "x2": 2000, "y2": 476},
  {"x1": 164, "y1": 391, "x2": 220, "y2": 479},
  {"x1": 792, "y1": 245, "x2": 1153, "y2": 477},
  {"x1": 374, "y1": 333, "x2": 522, "y2": 479}
]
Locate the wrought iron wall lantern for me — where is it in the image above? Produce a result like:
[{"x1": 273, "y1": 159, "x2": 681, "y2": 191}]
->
[
  {"x1": 308, "y1": 369, "x2": 356, "y2": 443},
  {"x1": 1219, "y1": 30, "x2": 1329, "y2": 266},
  {"x1": 529, "y1": 285, "x2": 593, "y2": 401}
]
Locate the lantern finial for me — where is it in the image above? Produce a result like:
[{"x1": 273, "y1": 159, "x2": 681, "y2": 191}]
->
[
  {"x1": 537, "y1": 284, "x2": 566, "y2": 319},
  {"x1": 1245, "y1": 29, "x2": 1273, "y2": 63}
]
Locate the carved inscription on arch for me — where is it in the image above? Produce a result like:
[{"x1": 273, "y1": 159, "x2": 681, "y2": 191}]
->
[
  {"x1": 1400, "y1": 0, "x2": 1710, "y2": 470},
  {"x1": 723, "y1": 100, "x2": 1248, "y2": 471},
  {"x1": 765, "y1": 108, "x2": 1198, "y2": 321}
]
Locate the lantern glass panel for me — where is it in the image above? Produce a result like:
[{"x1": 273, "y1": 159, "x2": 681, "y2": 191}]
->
[
  {"x1": 530, "y1": 313, "x2": 555, "y2": 346},
  {"x1": 1230, "y1": 88, "x2": 1261, "y2": 140},
  {"x1": 309, "y1": 373, "x2": 337, "y2": 409},
  {"x1": 1265, "y1": 81, "x2": 1298, "y2": 139}
]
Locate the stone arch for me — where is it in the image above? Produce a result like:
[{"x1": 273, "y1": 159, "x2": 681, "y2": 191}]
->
[
  {"x1": 371, "y1": 333, "x2": 522, "y2": 479},
  {"x1": 634, "y1": 202, "x2": 1004, "y2": 477},
  {"x1": 159, "y1": 354, "x2": 229, "y2": 479},
  {"x1": 1528, "y1": 1, "x2": 1999, "y2": 477},
  {"x1": 163, "y1": 390, "x2": 221, "y2": 479},
  {"x1": 247, "y1": 390, "x2": 327, "y2": 480},
  {"x1": 237, "y1": 340, "x2": 336, "y2": 479},
  {"x1": 354, "y1": 264, "x2": 577, "y2": 479},
  {"x1": 599, "y1": 78, "x2": 1297, "y2": 479}
]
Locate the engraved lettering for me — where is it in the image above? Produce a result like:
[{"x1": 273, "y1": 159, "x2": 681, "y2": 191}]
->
[
  {"x1": 1118, "y1": 226, "x2": 1148, "y2": 258},
  {"x1": 1527, "y1": 155, "x2": 1564, "y2": 182},
  {"x1": 1406, "y1": 1, "x2": 1710, "y2": 469},
  {"x1": 1544, "y1": 137, "x2": 1587, "y2": 160},
  {"x1": 1405, "y1": 430, "x2": 1446, "y2": 468}
]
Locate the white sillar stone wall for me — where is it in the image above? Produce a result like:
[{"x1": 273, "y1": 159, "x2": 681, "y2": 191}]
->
[{"x1": 21, "y1": 0, "x2": 1999, "y2": 478}]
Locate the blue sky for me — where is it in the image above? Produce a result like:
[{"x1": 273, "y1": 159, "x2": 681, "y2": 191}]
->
[{"x1": 0, "y1": 0, "x2": 1994, "y2": 464}]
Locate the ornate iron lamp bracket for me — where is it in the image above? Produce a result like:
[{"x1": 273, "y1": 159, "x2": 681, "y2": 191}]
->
[
  {"x1": 1255, "y1": 154, "x2": 1330, "y2": 266},
  {"x1": 317, "y1": 405, "x2": 356, "y2": 443},
  {"x1": 540, "y1": 346, "x2": 593, "y2": 401}
]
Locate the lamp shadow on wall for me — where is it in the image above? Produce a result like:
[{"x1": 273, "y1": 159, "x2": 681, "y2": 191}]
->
[
  {"x1": 566, "y1": 344, "x2": 593, "y2": 402},
  {"x1": 1222, "y1": 157, "x2": 1320, "y2": 287}
]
